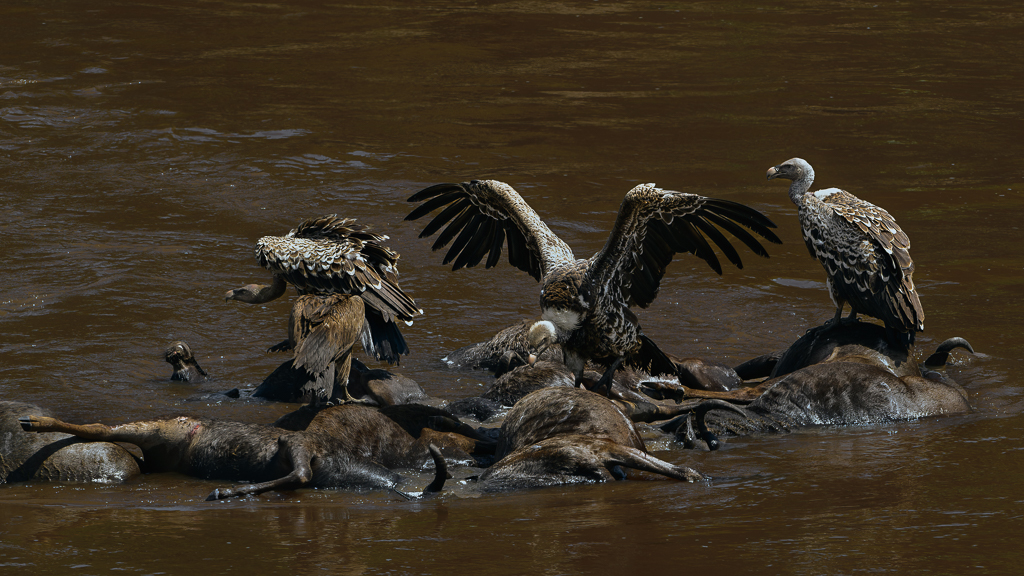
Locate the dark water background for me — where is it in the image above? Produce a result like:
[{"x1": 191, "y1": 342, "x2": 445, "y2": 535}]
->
[{"x1": 1, "y1": 1, "x2": 1022, "y2": 573}]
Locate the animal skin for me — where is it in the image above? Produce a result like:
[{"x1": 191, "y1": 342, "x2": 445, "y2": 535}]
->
[
  {"x1": 19, "y1": 404, "x2": 448, "y2": 500},
  {"x1": 476, "y1": 387, "x2": 705, "y2": 491},
  {"x1": 662, "y1": 322, "x2": 973, "y2": 449},
  {"x1": 10, "y1": 321, "x2": 973, "y2": 496}
]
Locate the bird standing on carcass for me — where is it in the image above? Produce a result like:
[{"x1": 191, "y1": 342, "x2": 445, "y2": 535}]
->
[
  {"x1": 767, "y1": 158, "x2": 924, "y2": 346},
  {"x1": 226, "y1": 215, "x2": 422, "y2": 406}
]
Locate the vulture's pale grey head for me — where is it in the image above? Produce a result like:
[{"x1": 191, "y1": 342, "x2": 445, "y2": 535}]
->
[
  {"x1": 526, "y1": 320, "x2": 558, "y2": 365},
  {"x1": 767, "y1": 157, "x2": 814, "y2": 182}
]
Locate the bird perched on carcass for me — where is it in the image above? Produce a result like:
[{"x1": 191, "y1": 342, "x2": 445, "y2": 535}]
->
[
  {"x1": 767, "y1": 158, "x2": 924, "y2": 347},
  {"x1": 226, "y1": 215, "x2": 422, "y2": 405}
]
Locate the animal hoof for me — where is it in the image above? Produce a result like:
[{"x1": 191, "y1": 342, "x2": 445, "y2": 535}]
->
[
  {"x1": 339, "y1": 396, "x2": 374, "y2": 406},
  {"x1": 18, "y1": 416, "x2": 42, "y2": 432},
  {"x1": 687, "y1": 469, "x2": 709, "y2": 483},
  {"x1": 639, "y1": 380, "x2": 685, "y2": 401}
]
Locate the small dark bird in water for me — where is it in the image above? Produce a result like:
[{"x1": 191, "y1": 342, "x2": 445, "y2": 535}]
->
[
  {"x1": 164, "y1": 341, "x2": 209, "y2": 383},
  {"x1": 226, "y1": 215, "x2": 422, "y2": 405},
  {"x1": 767, "y1": 158, "x2": 924, "y2": 346},
  {"x1": 406, "y1": 180, "x2": 780, "y2": 394}
]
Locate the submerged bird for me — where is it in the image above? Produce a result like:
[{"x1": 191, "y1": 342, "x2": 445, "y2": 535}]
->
[
  {"x1": 226, "y1": 215, "x2": 422, "y2": 404},
  {"x1": 406, "y1": 180, "x2": 781, "y2": 393},
  {"x1": 766, "y1": 158, "x2": 924, "y2": 346}
]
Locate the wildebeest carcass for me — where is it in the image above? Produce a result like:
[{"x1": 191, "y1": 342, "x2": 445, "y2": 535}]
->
[
  {"x1": 19, "y1": 404, "x2": 448, "y2": 500},
  {"x1": 659, "y1": 322, "x2": 974, "y2": 450},
  {"x1": 476, "y1": 387, "x2": 705, "y2": 491}
]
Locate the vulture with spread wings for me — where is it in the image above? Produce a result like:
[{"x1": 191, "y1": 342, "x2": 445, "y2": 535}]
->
[{"x1": 406, "y1": 180, "x2": 781, "y2": 392}]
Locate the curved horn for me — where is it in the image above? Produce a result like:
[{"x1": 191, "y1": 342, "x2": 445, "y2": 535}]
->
[
  {"x1": 924, "y1": 337, "x2": 975, "y2": 368},
  {"x1": 423, "y1": 444, "x2": 447, "y2": 494},
  {"x1": 393, "y1": 444, "x2": 448, "y2": 500},
  {"x1": 693, "y1": 399, "x2": 749, "y2": 452}
]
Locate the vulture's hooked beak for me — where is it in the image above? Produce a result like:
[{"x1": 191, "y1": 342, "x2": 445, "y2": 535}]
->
[{"x1": 528, "y1": 342, "x2": 549, "y2": 366}]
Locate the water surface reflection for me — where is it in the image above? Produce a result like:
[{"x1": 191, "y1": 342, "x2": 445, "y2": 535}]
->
[{"x1": 1, "y1": 0, "x2": 1021, "y2": 573}]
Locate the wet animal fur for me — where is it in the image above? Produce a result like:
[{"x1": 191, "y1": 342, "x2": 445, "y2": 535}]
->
[
  {"x1": 477, "y1": 387, "x2": 704, "y2": 490},
  {"x1": 20, "y1": 404, "x2": 447, "y2": 500},
  {"x1": 663, "y1": 323, "x2": 973, "y2": 449}
]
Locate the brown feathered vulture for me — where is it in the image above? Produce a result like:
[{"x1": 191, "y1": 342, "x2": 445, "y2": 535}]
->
[
  {"x1": 226, "y1": 215, "x2": 422, "y2": 404},
  {"x1": 767, "y1": 158, "x2": 924, "y2": 347},
  {"x1": 406, "y1": 180, "x2": 780, "y2": 394}
]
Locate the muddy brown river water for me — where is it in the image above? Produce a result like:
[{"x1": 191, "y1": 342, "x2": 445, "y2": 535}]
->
[{"x1": 2, "y1": 1, "x2": 1022, "y2": 574}]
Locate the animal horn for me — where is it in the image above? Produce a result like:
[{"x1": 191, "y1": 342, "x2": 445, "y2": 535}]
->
[
  {"x1": 693, "y1": 399, "x2": 750, "y2": 452},
  {"x1": 423, "y1": 444, "x2": 448, "y2": 494},
  {"x1": 393, "y1": 444, "x2": 448, "y2": 500},
  {"x1": 923, "y1": 337, "x2": 975, "y2": 368}
]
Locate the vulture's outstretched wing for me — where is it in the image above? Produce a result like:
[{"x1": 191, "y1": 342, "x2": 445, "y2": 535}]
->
[
  {"x1": 588, "y1": 183, "x2": 781, "y2": 308},
  {"x1": 406, "y1": 180, "x2": 576, "y2": 281}
]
